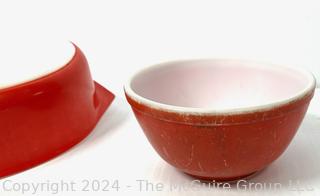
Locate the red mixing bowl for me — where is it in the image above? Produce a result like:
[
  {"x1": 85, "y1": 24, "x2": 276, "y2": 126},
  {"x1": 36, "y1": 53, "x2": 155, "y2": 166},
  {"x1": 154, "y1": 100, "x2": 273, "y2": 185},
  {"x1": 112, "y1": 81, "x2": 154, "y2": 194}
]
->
[
  {"x1": 0, "y1": 41, "x2": 114, "y2": 178},
  {"x1": 125, "y1": 59, "x2": 316, "y2": 181}
]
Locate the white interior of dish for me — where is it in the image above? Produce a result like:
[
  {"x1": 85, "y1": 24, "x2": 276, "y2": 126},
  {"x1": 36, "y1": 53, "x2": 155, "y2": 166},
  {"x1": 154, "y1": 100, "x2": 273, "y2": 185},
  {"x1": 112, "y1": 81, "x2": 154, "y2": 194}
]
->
[
  {"x1": 0, "y1": 39, "x2": 75, "y2": 90},
  {"x1": 126, "y1": 59, "x2": 315, "y2": 113}
]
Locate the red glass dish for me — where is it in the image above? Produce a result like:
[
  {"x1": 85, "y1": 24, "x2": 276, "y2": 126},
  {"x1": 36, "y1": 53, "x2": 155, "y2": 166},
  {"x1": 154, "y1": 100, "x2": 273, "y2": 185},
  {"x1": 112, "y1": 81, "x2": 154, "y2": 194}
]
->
[
  {"x1": 125, "y1": 59, "x2": 316, "y2": 181},
  {"x1": 0, "y1": 43, "x2": 114, "y2": 178}
]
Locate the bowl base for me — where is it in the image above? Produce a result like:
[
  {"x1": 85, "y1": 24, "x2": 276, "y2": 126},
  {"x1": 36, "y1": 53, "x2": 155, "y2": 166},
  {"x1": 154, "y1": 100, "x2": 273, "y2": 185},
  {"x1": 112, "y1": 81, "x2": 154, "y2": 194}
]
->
[{"x1": 185, "y1": 171, "x2": 259, "y2": 183}]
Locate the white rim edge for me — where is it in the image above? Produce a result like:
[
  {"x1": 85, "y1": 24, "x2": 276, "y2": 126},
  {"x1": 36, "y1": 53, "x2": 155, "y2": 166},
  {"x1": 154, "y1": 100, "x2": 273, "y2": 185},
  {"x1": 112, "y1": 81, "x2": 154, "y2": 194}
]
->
[
  {"x1": 124, "y1": 59, "x2": 317, "y2": 115},
  {"x1": 0, "y1": 41, "x2": 76, "y2": 91}
]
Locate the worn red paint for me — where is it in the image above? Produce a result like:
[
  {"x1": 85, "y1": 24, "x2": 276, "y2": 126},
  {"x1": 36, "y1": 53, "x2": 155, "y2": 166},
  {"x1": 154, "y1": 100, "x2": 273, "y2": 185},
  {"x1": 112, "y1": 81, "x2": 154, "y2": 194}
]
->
[{"x1": 126, "y1": 90, "x2": 314, "y2": 181}]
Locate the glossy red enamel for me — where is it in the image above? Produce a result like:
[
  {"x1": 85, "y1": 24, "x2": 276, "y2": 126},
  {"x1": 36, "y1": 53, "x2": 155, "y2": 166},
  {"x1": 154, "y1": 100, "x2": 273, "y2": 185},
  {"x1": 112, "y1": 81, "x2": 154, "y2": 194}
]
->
[{"x1": 0, "y1": 45, "x2": 114, "y2": 178}]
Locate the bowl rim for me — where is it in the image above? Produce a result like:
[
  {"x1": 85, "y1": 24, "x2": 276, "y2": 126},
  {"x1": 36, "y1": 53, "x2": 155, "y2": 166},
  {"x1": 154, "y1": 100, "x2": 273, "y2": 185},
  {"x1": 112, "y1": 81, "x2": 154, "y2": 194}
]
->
[
  {"x1": 124, "y1": 59, "x2": 316, "y2": 115},
  {"x1": 0, "y1": 41, "x2": 75, "y2": 91}
]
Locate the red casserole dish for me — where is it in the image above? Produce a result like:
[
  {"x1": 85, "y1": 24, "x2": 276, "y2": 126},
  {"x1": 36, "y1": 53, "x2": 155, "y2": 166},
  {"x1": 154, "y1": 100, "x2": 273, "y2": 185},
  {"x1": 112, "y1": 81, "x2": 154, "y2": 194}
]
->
[{"x1": 0, "y1": 41, "x2": 114, "y2": 178}]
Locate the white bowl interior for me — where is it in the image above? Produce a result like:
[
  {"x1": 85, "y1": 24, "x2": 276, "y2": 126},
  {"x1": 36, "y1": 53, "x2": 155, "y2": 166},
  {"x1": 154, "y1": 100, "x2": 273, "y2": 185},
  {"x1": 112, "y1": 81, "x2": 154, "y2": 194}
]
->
[
  {"x1": 0, "y1": 39, "x2": 75, "y2": 90},
  {"x1": 129, "y1": 60, "x2": 314, "y2": 111}
]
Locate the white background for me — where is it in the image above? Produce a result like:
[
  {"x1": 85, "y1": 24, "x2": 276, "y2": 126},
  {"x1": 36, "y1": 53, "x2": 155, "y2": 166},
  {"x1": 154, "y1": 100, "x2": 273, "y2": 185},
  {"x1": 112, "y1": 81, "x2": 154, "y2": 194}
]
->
[{"x1": 0, "y1": 0, "x2": 320, "y2": 195}]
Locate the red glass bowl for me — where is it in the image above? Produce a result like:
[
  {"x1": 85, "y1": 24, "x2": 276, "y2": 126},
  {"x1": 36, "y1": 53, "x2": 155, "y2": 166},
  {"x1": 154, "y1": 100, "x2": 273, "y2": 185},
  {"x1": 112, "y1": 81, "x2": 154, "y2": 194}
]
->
[
  {"x1": 0, "y1": 41, "x2": 114, "y2": 178},
  {"x1": 125, "y1": 59, "x2": 316, "y2": 181}
]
